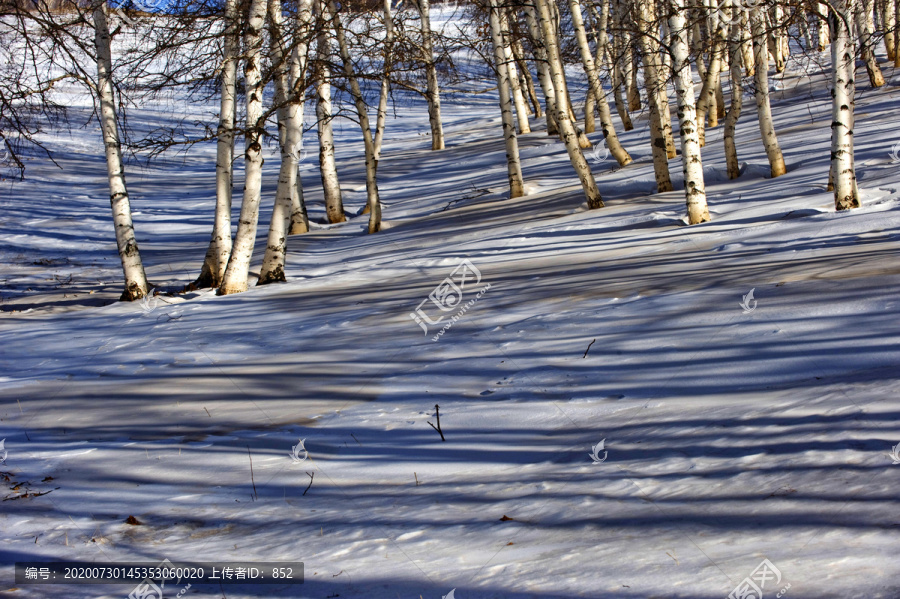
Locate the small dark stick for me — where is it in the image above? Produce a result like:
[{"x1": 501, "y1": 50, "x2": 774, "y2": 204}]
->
[
  {"x1": 583, "y1": 338, "x2": 596, "y2": 358},
  {"x1": 427, "y1": 404, "x2": 446, "y2": 441},
  {"x1": 247, "y1": 446, "x2": 258, "y2": 501},
  {"x1": 303, "y1": 472, "x2": 314, "y2": 496}
]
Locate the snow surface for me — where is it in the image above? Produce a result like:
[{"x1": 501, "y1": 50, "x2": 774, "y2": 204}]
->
[{"x1": 1, "y1": 15, "x2": 900, "y2": 599}]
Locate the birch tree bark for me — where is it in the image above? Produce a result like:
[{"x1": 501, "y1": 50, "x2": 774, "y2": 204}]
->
[
  {"x1": 499, "y1": 8, "x2": 532, "y2": 134},
  {"x1": 523, "y1": 3, "x2": 560, "y2": 136},
  {"x1": 193, "y1": 0, "x2": 239, "y2": 289},
  {"x1": 374, "y1": 0, "x2": 394, "y2": 158},
  {"x1": 723, "y1": 0, "x2": 744, "y2": 179},
  {"x1": 636, "y1": 0, "x2": 674, "y2": 192},
  {"x1": 488, "y1": 0, "x2": 525, "y2": 197},
  {"x1": 569, "y1": 0, "x2": 632, "y2": 165},
  {"x1": 830, "y1": 0, "x2": 860, "y2": 209},
  {"x1": 314, "y1": 0, "x2": 345, "y2": 224},
  {"x1": 329, "y1": 0, "x2": 382, "y2": 232},
  {"x1": 855, "y1": 0, "x2": 885, "y2": 87},
  {"x1": 668, "y1": 0, "x2": 710, "y2": 223},
  {"x1": 750, "y1": 5, "x2": 787, "y2": 178},
  {"x1": 534, "y1": 0, "x2": 604, "y2": 208},
  {"x1": 416, "y1": 0, "x2": 445, "y2": 149},
  {"x1": 93, "y1": 3, "x2": 149, "y2": 300},
  {"x1": 259, "y1": 0, "x2": 301, "y2": 285},
  {"x1": 696, "y1": 2, "x2": 725, "y2": 145},
  {"x1": 288, "y1": 0, "x2": 314, "y2": 234},
  {"x1": 219, "y1": 0, "x2": 268, "y2": 295}
]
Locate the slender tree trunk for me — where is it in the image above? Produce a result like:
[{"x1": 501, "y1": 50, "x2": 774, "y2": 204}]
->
[
  {"x1": 724, "y1": 0, "x2": 743, "y2": 179},
  {"x1": 93, "y1": 4, "x2": 148, "y2": 301},
  {"x1": 571, "y1": 0, "x2": 632, "y2": 165},
  {"x1": 512, "y1": 38, "x2": 542, "y2": 117},
  {"x1": 669, "y1": 0, "x2": 710, "y2": 224},
  {"x1": 219, "y1": 0, "x2": 268, "y2": 295},
  {"x1": 750, "y1": 6, "x2": 787, "y2": 177},
  {"x1": 533, "y1": 0, "x2": 604, "y2": 208},
  {"x1": 374, "y1": 0, "x2": 394, "y2": 159},
  {"x1": 636, "y1": 0, "x2": 674, "y2": 192},
  {"x1": 288, "y1": 0, "x2": 313, "y2": 234},
  {"x1": 818, "y1": 2, "x2": 831, "y2": 49},
  {"x1": 329, "y1": 0, "x2": 381, "y2": 232},
  {"x1": 881, "y1": 0, "x2": 896, "y2": 60},
  {"x1": 193, "y1": 0, "x2": 239, "y2": 289},
  {"x1": 855, "y1": 0, "x2": 885, "y2": 87},
  {"x1": 488, "y1": 0, "x2": 526, "y2": 197},
  {"x1": 416, "y1": 0, "x2": 445, "y2": 149},
  {"x1": 314, "y1": 1, "x2": 345, "y2": 224},
  {"x1": 830, "y1": 0, "x2": 860, "y2": 209},
  {"x1": 895, "y1": 0, "x2": 900, "y2": 66},
  {"x1": 259, "y1": 0, "x2": 299, "y2": 285},
  {"x1": 499, "y1": 9, "x2": 531, "y2": 133},
  {"x1": 696, "y1": 8, "x2": 725, "y2": 145},
  {"x1": 523, "y1": 4, "x2": 560, "y2": 135}
]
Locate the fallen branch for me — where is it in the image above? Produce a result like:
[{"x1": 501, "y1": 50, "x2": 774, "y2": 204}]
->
[
  {"x1": 427, "y1": 404, "x2": 446, "y2": 441},
  {"x1": 303, "y1": 472, "x2": 314, "y2": 496},
  {"x1": 583, "y1": 338, "x2": 596, "y2": 358}
]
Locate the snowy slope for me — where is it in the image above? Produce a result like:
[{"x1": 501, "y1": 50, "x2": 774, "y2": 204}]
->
[{"x1": 1, "y1": 19, "x2": 900, "y2": 599}]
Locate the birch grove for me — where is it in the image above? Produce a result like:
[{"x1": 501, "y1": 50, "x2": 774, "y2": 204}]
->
[{"x1": 3, "y1": 0, "x2": 887, "y2": 299}]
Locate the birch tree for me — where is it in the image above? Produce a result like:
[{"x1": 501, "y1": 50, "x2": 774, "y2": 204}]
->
[
  {"x1": 314, "y1": 0, "x2": 345, "y2": 224},
  {"x1": 415, "y1": 0, "x2": 445, "y2": 149},
  {"x1": 329, "y1": 0, "x2": 382, "y2": 233},
  {"x1": 193, "y1": 0, "x2": 239, "y2": 289},
  {"x1": 829, "y1": 0, "x2": 860, "y2": 209},
  {"x1": 93, "y1": 3, "x2": 149, "y2": 300},
  {"x1": 749, "y1": 5, "x2": 786, "y2": 178},
  {"x1": 723, "y1": 0, "x2": 744, "y2": 179},
  {"x1": 635, "y1": 0, "x2": 674, "y2": 192},
  {"x1": 218, "y1": 0, "x2": 268, "y2": 295},
  {"x1": 488, "y1": 0, "x2": 526, "y2": 197},
  {"x1": 533, "y1": 0, "x2": 604, "y2": 208},
  {"x1": 568, "y1": 0, "x2": 632, "y2": 165},
  {"x1": 668, "y1": 0, "x2": 710, "y2": 223}
]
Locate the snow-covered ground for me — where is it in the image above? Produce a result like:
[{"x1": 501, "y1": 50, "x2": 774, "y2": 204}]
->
[{"x1": 1, "y1": 19, "x2": 900, "y2": 598}]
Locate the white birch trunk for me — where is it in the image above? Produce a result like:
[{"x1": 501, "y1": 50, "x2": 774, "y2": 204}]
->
[
  {"x1": 523, "y1": 4, "x2": 560, "y2": 136},
  {"x1": 374, "y1": 0, "x2": 393, "y2": 158},
  {"x1": 416, "y1": 0, "x2": 445, "y2": 149},
  {"x1": 259, "y1": 0, "x2": 299, "y2": 284},
  {"x1": 329, "y1": 0, "x2": 382, "y2": 232},
  {"x1": 830, "y1": 0, "x2": 860, "y2": 209},
  {"x1": 636, "y1": 0, "x2": 674, "y2": 192},
  {"x1": 818, "y1": 2, "x2": 831, "y2": 49},
  {"x1": 218, "y1": 0, "x2": 268, "y2": 295},
  {"x1": 93, "y1": 4, "x2": 148, "y2": 301},
  {"x1": 314, "y1": 0, "x2": 345, "y2": 224},
  {"x1": 488, "y1": 0, "x2": 526, "y2": 197},
  {"x1": 569, "y1": 0, "x2": 632, "y2": 165},
  {"x1": 855, "y1": 0, "x2": 885, "y2": 86},
  {"x1": 750, "y1": 6, "x2": 787, "y2": 178},
  {"x1": 723, "y1": 0, "x2": 743, "y2": 179},
  {"x1": 534, "y1": 0, "x2": 603, "y2": 208},
  {"x1": 288, "y1": 0, "x2": 313, "y2": 234},
  {"x1": 668, "y1": 0, "x2": 710, "y2": 224},
  {"x1": 499, "y1": 8, "x2": 531, "y2": 134}
]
